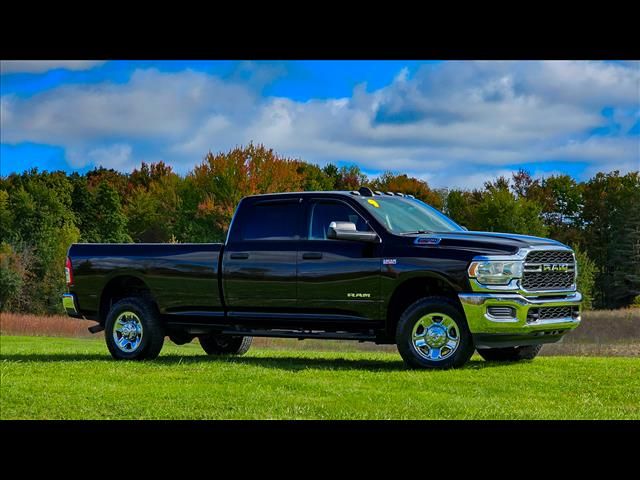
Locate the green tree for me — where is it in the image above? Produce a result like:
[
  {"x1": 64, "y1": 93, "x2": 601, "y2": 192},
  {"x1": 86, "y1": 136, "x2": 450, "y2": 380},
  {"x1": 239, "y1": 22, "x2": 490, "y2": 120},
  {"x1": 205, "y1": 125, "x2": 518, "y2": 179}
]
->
[
  {"x1": 475, "y1": 186, "x2": 548, "y2": 236},
  {"x1": 447, "y1": 178, "x2": 548, "y2": 236},
  {"x1": 125, "y1": 163, "x2": 181, "y2": 242},
  {"x1": 445, "y1": 189, "x2": 483, "y2": 230},
  {"x1": 322, "y1": 164, "x2": 340, "y2": 188},
  {"x1": 69, "y1": 173, "x2": 99, "y2": 242},
  {"x1": 1, "y1": 170, "x2": 80, "y2": 313},
  {"x1": 295, "y1": 162, "x2": 335, "y2": 191},
  {"x1": 0, "y1": 189, "x2": 13, "y2": 241},
  {"x1": 573, "y1": 245, "x2": 596, "y2": 310},
  {"x1": 582, "y1": 171, "x2": 640, "y2": 308},
  {"x1": 93, "y1": 182, "x2": 131, "y2": 243}
]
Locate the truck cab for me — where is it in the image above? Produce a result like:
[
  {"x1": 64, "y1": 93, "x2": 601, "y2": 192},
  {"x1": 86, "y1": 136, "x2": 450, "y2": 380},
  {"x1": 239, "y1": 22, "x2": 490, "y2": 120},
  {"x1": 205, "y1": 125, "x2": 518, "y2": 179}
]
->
[{"x1": 62, "y1": 187, "x2": 581, "y2": 369}]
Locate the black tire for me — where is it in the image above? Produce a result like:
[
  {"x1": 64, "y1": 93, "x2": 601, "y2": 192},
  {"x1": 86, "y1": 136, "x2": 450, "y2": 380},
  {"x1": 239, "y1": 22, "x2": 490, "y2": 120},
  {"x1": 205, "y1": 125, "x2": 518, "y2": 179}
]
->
[
  {"x1": 477, "y1": 344, "x2": 542, "y2": 362},
  {"x1": 199, "y1": 334, "x2": 252, "y2": 356},
  {"x1": 104, "y1": 297, "x2": 165, "y2": 360},
  {"x1": 396, "y1": 296, "x2": 474, "y2": 369}
]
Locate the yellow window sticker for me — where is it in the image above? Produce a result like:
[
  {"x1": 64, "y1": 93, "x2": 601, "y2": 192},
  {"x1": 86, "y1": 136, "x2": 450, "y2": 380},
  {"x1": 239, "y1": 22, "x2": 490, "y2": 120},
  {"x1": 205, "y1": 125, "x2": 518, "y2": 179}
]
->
[{"x1": 367, "y1": 199, "x2": 380, "y2": 208}]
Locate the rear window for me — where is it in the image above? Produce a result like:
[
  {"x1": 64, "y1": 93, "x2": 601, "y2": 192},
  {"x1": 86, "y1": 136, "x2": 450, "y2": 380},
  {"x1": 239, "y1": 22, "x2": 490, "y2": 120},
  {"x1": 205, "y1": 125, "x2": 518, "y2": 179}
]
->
[{"x1": 237, "y1": 202, "x2": 300, "y2": 240}]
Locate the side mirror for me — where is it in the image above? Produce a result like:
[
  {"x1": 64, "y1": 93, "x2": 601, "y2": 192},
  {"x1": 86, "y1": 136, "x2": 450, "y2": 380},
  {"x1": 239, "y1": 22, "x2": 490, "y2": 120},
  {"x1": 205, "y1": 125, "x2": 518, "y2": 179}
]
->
[
  {"x1": 327, "y1": 221, "x2": 380, "y2": 243},
  {"x1": 461, "y1": 225, "x2": 469, "y2": 231}
]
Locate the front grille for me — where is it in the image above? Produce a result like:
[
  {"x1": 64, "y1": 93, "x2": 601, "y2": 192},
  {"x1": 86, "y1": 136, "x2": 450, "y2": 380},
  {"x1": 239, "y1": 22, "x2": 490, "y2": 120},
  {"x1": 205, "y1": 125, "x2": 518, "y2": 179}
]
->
[
  {"x1": 525, "y1": 250, "x2": 574, "y2": 264},
  {"x1": 521, "y1": 271, "x2": 575, "y2": 290},
  {"x1": 527, "y1": 306, "x2": 579, "y2": 323},
  {"x1": 521, "y1": 250, "x2": 575, "y2": 291}
]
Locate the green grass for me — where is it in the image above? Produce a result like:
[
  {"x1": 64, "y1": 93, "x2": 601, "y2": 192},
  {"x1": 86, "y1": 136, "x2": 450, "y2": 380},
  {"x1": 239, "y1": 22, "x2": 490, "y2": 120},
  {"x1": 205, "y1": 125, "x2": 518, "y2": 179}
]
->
[{"x1": 1, "y1": 335, "x2": 638, "y2": 419}]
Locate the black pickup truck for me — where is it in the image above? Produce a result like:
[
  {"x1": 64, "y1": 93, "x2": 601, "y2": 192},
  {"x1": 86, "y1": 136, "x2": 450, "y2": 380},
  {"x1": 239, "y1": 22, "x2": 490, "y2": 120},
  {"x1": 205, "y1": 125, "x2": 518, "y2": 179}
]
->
[{"x1": 63, "y1": 187, "x2": 582, "y2": 369}]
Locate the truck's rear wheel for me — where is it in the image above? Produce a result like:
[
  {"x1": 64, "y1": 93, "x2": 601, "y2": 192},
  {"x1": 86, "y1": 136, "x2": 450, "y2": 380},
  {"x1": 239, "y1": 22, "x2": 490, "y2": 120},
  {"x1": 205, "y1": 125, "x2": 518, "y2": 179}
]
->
[
  {"x1": 396, "y1": 297, "x2": 474, "y2": 369},
  {"x1": 477, "y1": 344, "x2": 542, "y2": 362},
  {"x1": 199, "y1": 334, "x2": 252, "y2": 356},
  {"x1": 105, "y1": 297, "x2": 164, "y2": 360}
]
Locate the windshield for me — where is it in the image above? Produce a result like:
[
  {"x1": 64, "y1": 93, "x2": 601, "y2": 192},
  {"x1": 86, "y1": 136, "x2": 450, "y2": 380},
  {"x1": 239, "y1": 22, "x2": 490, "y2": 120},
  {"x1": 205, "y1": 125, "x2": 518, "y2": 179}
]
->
[{"x1": 355, "y1": 196, "x2": 463, "y2": 234}]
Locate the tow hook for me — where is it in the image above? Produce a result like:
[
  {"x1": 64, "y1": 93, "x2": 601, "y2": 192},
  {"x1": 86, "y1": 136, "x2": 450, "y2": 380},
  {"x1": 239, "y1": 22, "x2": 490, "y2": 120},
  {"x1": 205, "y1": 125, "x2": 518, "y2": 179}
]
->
[{"x1": 88, "y1": 323, "x2": 105, "y2": 334}]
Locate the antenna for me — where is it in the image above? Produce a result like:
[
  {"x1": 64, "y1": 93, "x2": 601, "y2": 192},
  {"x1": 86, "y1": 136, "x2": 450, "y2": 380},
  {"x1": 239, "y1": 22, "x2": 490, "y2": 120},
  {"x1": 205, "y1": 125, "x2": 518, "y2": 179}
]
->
[{"x1": 358, "y1": 187, "x2": 374, "y2": 197}]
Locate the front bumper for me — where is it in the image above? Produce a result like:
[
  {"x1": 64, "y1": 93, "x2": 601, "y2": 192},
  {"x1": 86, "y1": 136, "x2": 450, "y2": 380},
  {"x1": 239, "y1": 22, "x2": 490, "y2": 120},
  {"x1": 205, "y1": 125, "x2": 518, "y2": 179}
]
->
[{"x1": 458, "y1": 291, "x2": 581, "y2": 348}]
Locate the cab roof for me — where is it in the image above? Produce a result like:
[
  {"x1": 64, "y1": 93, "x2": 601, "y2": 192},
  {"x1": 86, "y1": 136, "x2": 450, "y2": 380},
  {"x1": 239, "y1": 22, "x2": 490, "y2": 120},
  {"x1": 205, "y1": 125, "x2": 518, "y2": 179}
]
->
[{"x1": 243, "y1": 188, "x2": 413, "y2": 200}]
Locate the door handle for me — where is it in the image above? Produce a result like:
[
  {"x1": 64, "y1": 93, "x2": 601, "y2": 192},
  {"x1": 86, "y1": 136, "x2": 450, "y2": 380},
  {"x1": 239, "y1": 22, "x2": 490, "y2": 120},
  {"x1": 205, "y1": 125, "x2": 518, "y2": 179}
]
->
[
  {"x1": 230, "y1": 252, "x2": 250, "y2": 260},
  {"x1": 302, "y1": 252, "x2": 323, "y2": 260}
]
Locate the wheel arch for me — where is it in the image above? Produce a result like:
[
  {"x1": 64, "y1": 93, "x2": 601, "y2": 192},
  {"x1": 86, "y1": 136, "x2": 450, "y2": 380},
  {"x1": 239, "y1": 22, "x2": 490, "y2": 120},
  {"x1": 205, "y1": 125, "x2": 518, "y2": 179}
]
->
[
  {"x1": 385, "y1": 274, "x2": 463, "y2": 338},
  {"x1": 99, "y1": 274, "x2": 158, "y2": 324}
]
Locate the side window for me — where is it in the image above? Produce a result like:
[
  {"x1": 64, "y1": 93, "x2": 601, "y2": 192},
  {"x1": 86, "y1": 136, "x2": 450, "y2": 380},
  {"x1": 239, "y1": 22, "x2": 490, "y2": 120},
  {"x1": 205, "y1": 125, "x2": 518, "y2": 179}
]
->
[
  {"x1": 309, "y1": 201, "x2": 371, "y2": 240},
  {"x1": 238, "y1": 202, "x2": 300, "y2": 240}
]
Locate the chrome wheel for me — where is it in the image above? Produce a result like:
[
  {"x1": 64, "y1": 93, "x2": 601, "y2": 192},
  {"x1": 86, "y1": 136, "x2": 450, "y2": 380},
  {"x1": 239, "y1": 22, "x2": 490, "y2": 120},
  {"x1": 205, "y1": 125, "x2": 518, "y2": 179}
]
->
[
  {"x1": 411, "y1": 312, "x2": 460, "y2": 361},
  {"x1": 112, "y1": 311, "x2": 143, "y2": 353}
]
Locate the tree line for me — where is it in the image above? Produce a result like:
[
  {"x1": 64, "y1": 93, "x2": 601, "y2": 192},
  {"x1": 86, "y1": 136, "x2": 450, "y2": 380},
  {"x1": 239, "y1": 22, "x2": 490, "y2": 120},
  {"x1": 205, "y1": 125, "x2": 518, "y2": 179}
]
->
[{"x1": 1, "y1": 143, "x2": 638, "y2": 314}]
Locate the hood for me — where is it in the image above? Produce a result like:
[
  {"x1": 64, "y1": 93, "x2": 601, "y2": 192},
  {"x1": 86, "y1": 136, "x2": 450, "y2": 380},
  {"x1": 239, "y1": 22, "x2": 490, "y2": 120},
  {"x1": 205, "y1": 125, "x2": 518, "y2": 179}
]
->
[{"x1": 406, "y1": 230, "x2": 568, "y2": 255}]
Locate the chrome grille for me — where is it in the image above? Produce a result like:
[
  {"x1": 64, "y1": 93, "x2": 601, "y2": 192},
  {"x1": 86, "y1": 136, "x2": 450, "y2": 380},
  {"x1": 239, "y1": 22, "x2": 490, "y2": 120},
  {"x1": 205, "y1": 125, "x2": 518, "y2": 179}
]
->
[
  {"x1": 521, "y1": 271, "x2": 575, "y2": 290},
  {"x1": 521, "y1": 249, "x2": 575, "y2": 291},
  {"x1": 525, "y1": 250, "x2": 574, "y2": 264}
]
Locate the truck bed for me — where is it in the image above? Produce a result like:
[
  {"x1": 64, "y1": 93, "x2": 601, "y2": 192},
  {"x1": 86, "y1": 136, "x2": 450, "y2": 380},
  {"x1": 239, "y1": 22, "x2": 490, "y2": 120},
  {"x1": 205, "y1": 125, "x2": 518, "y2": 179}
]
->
[{"x1": 68, "y1": 243, "x2": 224, "y2": 317}]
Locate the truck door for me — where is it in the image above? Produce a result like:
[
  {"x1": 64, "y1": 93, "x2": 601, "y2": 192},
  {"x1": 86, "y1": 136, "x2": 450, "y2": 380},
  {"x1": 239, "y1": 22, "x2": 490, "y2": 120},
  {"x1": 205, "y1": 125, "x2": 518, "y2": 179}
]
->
[
  {"x1": 297, "y1": 198, "x2": 382, "y2": 322},
  {"x1": 222, "y1": 198, "x2": 302, "y2": 316}
]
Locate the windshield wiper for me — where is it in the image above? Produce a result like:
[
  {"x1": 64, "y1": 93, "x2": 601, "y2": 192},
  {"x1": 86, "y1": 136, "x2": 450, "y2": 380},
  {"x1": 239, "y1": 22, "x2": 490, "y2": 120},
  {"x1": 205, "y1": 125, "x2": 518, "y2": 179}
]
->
[{"x1": 399, "y1": 230, "x2": 434, "y2": 235}]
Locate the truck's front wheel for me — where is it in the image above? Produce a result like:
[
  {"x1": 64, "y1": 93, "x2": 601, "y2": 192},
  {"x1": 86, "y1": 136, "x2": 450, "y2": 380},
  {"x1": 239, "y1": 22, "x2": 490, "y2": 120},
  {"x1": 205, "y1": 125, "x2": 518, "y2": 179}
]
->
[
  {"x1": 105, "y1": 297, "x2": 165, "y2": 360},
  {"x1": 396, "y1": 297, "x2": 474, "y2": 369},
  {"x1": 199, "y1": 334, "x2": 252, "y2": 356},
  {"x1": 476, "y1": 344, "x2": 542, "y2": 362}
]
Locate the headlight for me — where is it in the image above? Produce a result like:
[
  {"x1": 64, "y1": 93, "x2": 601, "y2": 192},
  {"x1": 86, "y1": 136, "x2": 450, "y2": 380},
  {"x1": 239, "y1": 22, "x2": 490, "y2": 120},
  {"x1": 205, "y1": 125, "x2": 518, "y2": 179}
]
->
[{"x1": 468, "y1": 260, "x2": 523, "y2": 285}]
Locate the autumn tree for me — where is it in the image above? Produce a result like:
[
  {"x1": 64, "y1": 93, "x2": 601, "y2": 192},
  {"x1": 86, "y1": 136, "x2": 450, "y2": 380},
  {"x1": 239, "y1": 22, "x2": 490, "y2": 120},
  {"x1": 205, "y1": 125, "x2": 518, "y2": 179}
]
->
[
  {"x1": 332, "y1": 165, "x2": 368, "y2": 190},
  {"x1": 180, "y1": 144, "x2": 304, "y2": 242},
  {"x1": 370, "y1": 172, "x2": 443, "y2": 209}
]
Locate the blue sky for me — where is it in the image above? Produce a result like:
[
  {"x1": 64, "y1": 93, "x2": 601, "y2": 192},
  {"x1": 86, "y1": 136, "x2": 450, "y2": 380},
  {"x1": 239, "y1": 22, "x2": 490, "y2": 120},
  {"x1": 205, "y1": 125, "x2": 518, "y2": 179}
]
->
[{"x1": 1, "y1": 60, "x2": 638, "y2": 188}]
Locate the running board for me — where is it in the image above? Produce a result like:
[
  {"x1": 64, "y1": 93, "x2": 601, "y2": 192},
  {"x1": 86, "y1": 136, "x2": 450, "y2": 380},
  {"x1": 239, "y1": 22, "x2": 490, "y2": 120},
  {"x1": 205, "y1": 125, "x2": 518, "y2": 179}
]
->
[
  {"x1": 219, "y1": 328, "x2": 376, "y2": 342},
  {"x1": 88, "y1": 323, "x2": 105, "y2": 334}
]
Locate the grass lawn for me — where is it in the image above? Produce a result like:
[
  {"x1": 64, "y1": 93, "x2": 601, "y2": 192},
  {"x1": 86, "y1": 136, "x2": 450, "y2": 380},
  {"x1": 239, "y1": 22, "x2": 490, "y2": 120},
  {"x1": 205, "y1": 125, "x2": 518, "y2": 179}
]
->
[{"x1": 1, "y1": 335, "x2": 638, "y2": 420}]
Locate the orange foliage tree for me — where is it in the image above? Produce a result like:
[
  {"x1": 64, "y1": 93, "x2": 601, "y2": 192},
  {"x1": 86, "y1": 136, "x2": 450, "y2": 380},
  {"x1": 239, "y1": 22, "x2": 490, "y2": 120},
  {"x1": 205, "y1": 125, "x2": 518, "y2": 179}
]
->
[
  {"x1": 369, "y1": 172, "x2": 443, "y2": 209},
  {"x1": 185, "y1": 143, "x2": 304, "y2": 240}
]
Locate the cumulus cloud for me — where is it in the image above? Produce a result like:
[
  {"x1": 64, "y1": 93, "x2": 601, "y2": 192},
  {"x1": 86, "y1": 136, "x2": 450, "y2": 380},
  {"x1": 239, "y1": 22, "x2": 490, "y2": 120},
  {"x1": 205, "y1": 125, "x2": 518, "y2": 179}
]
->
[
  {"x1": 0, "y1": 60, "x2": 105, "y2": 75},
  {"x1": 68, "y1": 144, "x2": 133, "y2": 169},
  {"x1": 1, "y1": 61, "x2": 638, "y2": 187}
]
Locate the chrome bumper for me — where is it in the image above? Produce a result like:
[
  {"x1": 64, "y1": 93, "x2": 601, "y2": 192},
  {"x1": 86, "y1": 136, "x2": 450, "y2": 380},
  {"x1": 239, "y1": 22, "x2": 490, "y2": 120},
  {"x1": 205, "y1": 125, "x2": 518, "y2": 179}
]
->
[
  {"x1": 62, "y1": 293, "x2": 81, "y2": 317},
  {"x1": 458, "y1": 291, "x2": 582, "y2": 337}
]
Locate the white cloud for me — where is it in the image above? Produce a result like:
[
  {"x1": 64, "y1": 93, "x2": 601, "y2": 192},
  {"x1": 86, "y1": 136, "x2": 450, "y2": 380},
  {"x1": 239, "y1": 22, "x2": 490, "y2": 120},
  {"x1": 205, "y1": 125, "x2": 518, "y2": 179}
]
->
[
  {"x1": 0, "y1": 60, "x2": 106, "y2": 75},
  {"x1": 84, "y1": 144, "x2": 132, "y2": 168},
  {"x1": 1, "y1": 61, "x2": 638, "y2": 187}
]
